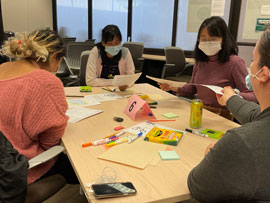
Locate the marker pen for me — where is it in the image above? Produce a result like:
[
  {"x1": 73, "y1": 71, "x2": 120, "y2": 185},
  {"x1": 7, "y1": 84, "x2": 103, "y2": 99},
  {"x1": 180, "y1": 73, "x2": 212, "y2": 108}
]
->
[
  {"x1": 128, "y1": 132, "x2": 143, "y2": 143},
  {"x1": 185, "y1": 128, "x2": 208, "y2": 138},
  {"x1": 106, "y1": 137, "x2": 129, "y2": 147}
]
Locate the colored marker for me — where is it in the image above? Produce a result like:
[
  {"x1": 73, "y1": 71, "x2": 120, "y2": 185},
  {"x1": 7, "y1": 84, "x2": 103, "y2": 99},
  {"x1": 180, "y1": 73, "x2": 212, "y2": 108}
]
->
[
  {"x1": 185, "y1": 128, "x2": 208, "y2": 138},
  {"x1": 104, "y1": 131, "x2": 125, "y2": 139},
  {"x1": 82, "y1": 136, "x2": 120, "y2": 148},
  {"x1": 106, "y1": 137, "x2": 130, "y2": 147},
  {"x1": 128, "y1": 132, "x2": 143, "y2": 143}
]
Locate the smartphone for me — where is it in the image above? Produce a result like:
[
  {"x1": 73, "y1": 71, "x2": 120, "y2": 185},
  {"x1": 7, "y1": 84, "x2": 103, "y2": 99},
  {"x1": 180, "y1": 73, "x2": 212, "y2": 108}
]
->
[{"x1": 91, "y1": 182, "x2": 137, "y2": 199}]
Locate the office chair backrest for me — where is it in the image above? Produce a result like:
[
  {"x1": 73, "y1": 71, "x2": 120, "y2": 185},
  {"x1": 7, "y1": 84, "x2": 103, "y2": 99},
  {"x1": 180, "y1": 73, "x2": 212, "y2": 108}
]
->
[
  {"x1": 164, "y1": 46, "x2": 186, "y2": 75},
  {"x1": 79, "y1": 50, "x2": 91, "y2": 86},
  {"x1": 123, "y1": 42, "x2": 144, "y2": 71},
  {"x1": 66, "y1": 42, "x2": 93, "y2": 68},
  {"x1": 63, "y1": 37, "x2": 76, "y2": 44},
  {"x1": 63, "y1": 37, "x2": 76, "y2": 52},
  {"x1": 237, "y1": 43, "x2": 255, "y2": 68}
]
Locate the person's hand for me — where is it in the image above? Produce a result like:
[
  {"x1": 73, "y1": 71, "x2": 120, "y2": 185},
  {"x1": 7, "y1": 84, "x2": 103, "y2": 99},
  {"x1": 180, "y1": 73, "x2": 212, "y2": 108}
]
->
[
  {"x1": 216, "y1": 86, "x2": 236, "y2": 106},
  {"x1": 119, "y1": 85, "x2": 128, "y2": 91},
  {"x1": 158, "y1": 83, "x2": 178, "y2": 92},
  {"x1": 205, "y1": 142, "x2": 216, "y2": 156}
]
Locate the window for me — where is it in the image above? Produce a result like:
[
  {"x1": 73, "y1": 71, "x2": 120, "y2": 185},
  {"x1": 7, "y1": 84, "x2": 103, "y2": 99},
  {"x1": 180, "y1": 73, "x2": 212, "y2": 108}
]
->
[
  {"x1": 176, "y1": 0, "x2": 231, "y2": 51},
  {"x1": 237, "y1": 0, "x2": 270, "y2": 43},
  {"x1": 57, "y1": 0, "x2": 88, "y2": 41},
  {"x1": 92, "y1": 0, "x2": 128, "y2": 43},
  {"x1": 132, "y1": 0, "x2": 174, "y2": 49}
]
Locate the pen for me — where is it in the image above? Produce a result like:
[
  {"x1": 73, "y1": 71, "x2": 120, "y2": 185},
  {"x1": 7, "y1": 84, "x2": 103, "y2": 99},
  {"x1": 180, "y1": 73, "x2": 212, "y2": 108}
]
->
[
  {"x1": 102, "y1": 87, "x2": 116, "y2": 92},
  {"x1": 185, "y1": 128, "x2": 208, "y2": 138},
  {"x1": 106, "y1": 136, "x2": 129, "y2": 147},
  {"x1": 65, "y1": 95, "x2": 84, "y2": 98},
  {"x1": 128, "y1": 132, "x2": 143, "y2": 143},
  {"x1": 103, "y1": 131, "x2": 125, "y2": 139}
]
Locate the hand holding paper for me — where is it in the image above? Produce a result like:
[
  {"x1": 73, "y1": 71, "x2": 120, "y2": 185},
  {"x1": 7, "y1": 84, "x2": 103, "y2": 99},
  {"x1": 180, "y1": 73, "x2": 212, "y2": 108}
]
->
[
  {"x1": 112, "y1": 73, "x2": 142, "y2": 86},
  {"x1": 216, "y1": 86, "x2": 236, "y2": 106}
]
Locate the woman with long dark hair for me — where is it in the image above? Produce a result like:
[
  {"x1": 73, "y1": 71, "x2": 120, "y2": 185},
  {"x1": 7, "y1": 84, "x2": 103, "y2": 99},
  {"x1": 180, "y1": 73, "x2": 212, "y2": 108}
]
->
[{"x1": 159, "y1": 16, "x2": 256, "y2": 119}]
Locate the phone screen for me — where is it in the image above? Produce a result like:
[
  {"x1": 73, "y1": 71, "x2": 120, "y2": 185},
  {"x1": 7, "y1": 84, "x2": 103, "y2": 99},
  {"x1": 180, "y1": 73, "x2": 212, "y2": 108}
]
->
[{"x1": 92, "y1": 182, "x2": 137, "y2": 198}]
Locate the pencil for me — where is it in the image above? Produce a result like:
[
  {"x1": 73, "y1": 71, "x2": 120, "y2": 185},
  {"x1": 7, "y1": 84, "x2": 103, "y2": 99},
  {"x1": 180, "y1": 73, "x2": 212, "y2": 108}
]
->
[{"x1": 66, "y1": 95, "x2": 84, "y2": 98}]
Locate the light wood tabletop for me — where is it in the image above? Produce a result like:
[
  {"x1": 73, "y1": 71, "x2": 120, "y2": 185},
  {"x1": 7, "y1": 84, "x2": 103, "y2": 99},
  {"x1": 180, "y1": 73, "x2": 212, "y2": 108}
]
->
[
  {"x1": 142, "y1": 54, "x2": 195, "y2": 64},
  {"x1": 62, "y1": 84, "x2": 239, "y2": 203}
]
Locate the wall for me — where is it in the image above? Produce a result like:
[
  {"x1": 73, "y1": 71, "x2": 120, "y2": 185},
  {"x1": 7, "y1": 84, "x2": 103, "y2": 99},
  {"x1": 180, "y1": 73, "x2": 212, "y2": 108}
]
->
[{"x1": 2, "y1": 0, "x2": 53, "y2": 33}]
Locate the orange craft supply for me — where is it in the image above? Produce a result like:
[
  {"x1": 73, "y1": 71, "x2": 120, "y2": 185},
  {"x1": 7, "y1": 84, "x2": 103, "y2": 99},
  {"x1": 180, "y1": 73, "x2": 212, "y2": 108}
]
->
[
  {"x1": 114, "y1": 126, "x2": 124, "y2": 131},
  {"x1": 82, "y1": 142, "x2": 93, "y2": 147},
  {"x1": 148, "y1": 119, "x2": 176, "y2": 122}
]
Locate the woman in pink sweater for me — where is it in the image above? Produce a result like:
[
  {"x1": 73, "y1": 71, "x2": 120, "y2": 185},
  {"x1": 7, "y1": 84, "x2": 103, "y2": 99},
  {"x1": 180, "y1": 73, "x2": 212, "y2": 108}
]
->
[
  {"x1": 0, "y1": 30, "x2": 77, "y2": 185},
  {"x1": 159, "y1": 16, "x2": 256, "y2": 120},
  {"x1": 86, "y1": 24, "x2": 135, "y2": 90}
]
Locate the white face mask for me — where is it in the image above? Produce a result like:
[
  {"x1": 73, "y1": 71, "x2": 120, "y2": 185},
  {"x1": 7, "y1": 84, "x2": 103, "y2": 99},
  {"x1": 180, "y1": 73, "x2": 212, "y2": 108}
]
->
[{"x1": 199, "y1": 41, "x2": 222, "y2": 56}]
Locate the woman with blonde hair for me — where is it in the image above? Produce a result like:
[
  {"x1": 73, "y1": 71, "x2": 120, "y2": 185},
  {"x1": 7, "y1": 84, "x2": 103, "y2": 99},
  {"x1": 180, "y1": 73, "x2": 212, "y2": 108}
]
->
[{"x1": 0, "y1": 30, "x2": 77, "y2": 185}]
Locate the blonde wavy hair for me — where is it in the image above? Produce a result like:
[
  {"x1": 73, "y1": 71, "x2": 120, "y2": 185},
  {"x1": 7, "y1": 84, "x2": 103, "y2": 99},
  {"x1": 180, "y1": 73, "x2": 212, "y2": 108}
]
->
[{"x1": 1, "y1": 30, "x2": 65, "y2": 63}]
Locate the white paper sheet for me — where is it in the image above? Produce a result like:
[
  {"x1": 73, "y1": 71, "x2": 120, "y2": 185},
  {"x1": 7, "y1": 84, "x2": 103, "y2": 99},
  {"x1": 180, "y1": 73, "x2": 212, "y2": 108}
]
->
[
  {"x1": 261, "y1": 5, "x2": 270, "y2": 15},
  {"x1": 85, "y1": 93, "x2": 124, "y2": 102},
  {"x1": 200, "y1": 84, "x2": 223, "y2": 95},
  {"x1": 112, "y1": 73, "x2": 142, "y2": 86},
  {"x1": 67, "y1": 97, "x2": 100, "y2": 108},
  {"x1": 211, "y1": 0, "x2": 225, "y2": 16},
  {"x1": 66, "y1": 107, "x2": 103, "y2": 123}
]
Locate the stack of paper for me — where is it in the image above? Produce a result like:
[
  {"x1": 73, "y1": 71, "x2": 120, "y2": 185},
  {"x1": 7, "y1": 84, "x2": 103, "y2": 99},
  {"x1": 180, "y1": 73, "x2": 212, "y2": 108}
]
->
[
  {"x1": 66, "y1": 107, "x2": 103, "y2": 123},
  {"x1": 67, "y1": 97, "x2": 100, "y2": 108},
  {"x1": 98, "y1": 139, "x2": 166, "y2": 169},
  {"x1": 85, "y1": 93, "x2": 124, "y2": 102}
]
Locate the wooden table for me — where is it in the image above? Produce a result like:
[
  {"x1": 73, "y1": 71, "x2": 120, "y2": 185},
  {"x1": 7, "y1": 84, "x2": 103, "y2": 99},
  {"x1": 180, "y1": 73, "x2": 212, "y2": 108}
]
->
[
  {"x1": 142, "y1": 54, "x2": 195, "y2": 64},
  {"x1": 62, "y1": 84, "x2": 239, "y2": 203}
]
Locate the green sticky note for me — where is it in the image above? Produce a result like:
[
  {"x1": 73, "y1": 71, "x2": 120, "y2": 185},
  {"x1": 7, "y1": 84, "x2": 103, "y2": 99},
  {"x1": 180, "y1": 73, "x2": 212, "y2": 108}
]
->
[
  {"x1": 162, "y1": 112, "x2": 179, "y2": 119},
  {"x1": 159, "y1": 151, "x2": 180, "y2": 160}
]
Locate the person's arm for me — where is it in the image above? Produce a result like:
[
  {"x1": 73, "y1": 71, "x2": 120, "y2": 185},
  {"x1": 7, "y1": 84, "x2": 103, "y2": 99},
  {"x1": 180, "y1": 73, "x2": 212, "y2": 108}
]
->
[
  {"x1": 226, "y1": 95, "x2": 261, "y2": 124},
  {"x1": 176, "y1": 63, "x2": 198, "y2": 96},
  {"x1": 188, "y1": 132, "x2": 257, "y2": 203},
  {"x1": 124, "y1": 49, "x2": 135, "y2": 75},
  {"x1": 23, "y1": 77, "x2": 68, "y2": 151},
  {"x1": 230, "y1": 57, "x2": 257, "y2": 102},
  {"x1": 85, "y1": 46, "x2": 113, "y2": 87}
]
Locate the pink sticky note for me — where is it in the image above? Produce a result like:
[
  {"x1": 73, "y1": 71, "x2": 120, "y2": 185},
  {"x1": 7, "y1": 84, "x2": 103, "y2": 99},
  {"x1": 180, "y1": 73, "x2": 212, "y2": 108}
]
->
[{"x1": 124, "y1": 94, "x2": 156, "y2": 120}]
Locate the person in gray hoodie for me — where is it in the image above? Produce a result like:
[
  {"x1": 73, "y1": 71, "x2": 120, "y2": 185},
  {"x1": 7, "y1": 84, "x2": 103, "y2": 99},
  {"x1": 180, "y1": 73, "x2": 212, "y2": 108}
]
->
[{"x1": 188, "y1": 28, "x2": 270, "y2": 203}]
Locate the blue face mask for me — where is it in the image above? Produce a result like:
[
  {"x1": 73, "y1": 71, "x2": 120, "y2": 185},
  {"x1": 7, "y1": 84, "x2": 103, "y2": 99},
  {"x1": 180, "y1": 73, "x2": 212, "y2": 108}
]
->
[
  {"x1": 245, "y1": 74, "x2": 253, "y2": 91},
  {"x1": 105, "y1": 45, "x2": 121, "y2": 56},
  {"x1": 245, "y1": 68, "x2": 263, "y2": 91}
]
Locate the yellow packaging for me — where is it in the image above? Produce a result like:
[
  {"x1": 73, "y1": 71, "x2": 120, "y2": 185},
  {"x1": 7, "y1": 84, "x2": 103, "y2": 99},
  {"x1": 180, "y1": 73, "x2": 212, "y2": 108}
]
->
[{"x1": 144, "y1": 127, "x2": 183, "y2": 146}]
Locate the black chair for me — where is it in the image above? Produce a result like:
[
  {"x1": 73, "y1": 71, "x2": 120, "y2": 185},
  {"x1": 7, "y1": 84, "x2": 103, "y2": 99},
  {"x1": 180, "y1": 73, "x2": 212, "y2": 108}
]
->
[
  {"x1": 62, "y1": 42, "x2": 94, "y2": 86},
  {"x1": 79, "y1": 50, "x2": 91, "y2": 86},
  {"x1": 123, "y1": 42, "x2": 144, "y2": 73},
  {"x1": 161, "y1": 46, "x2": 192, "y2": 82}
]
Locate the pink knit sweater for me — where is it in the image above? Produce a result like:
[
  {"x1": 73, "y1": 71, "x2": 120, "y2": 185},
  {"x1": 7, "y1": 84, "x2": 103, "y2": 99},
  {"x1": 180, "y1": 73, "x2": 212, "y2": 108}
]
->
[{"x1": 0, "y1": 69, "x2": 68, "y2": 184}]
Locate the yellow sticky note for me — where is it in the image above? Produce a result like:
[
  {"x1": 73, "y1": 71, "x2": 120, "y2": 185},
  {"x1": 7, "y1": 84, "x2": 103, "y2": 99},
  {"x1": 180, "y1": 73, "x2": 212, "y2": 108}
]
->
[
  {"x1": 159, "y1": 151, "x2": 180, "y2": 160},
  {"x1": 162, "y1": 112, "x2": 179, "y2": 119}
]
